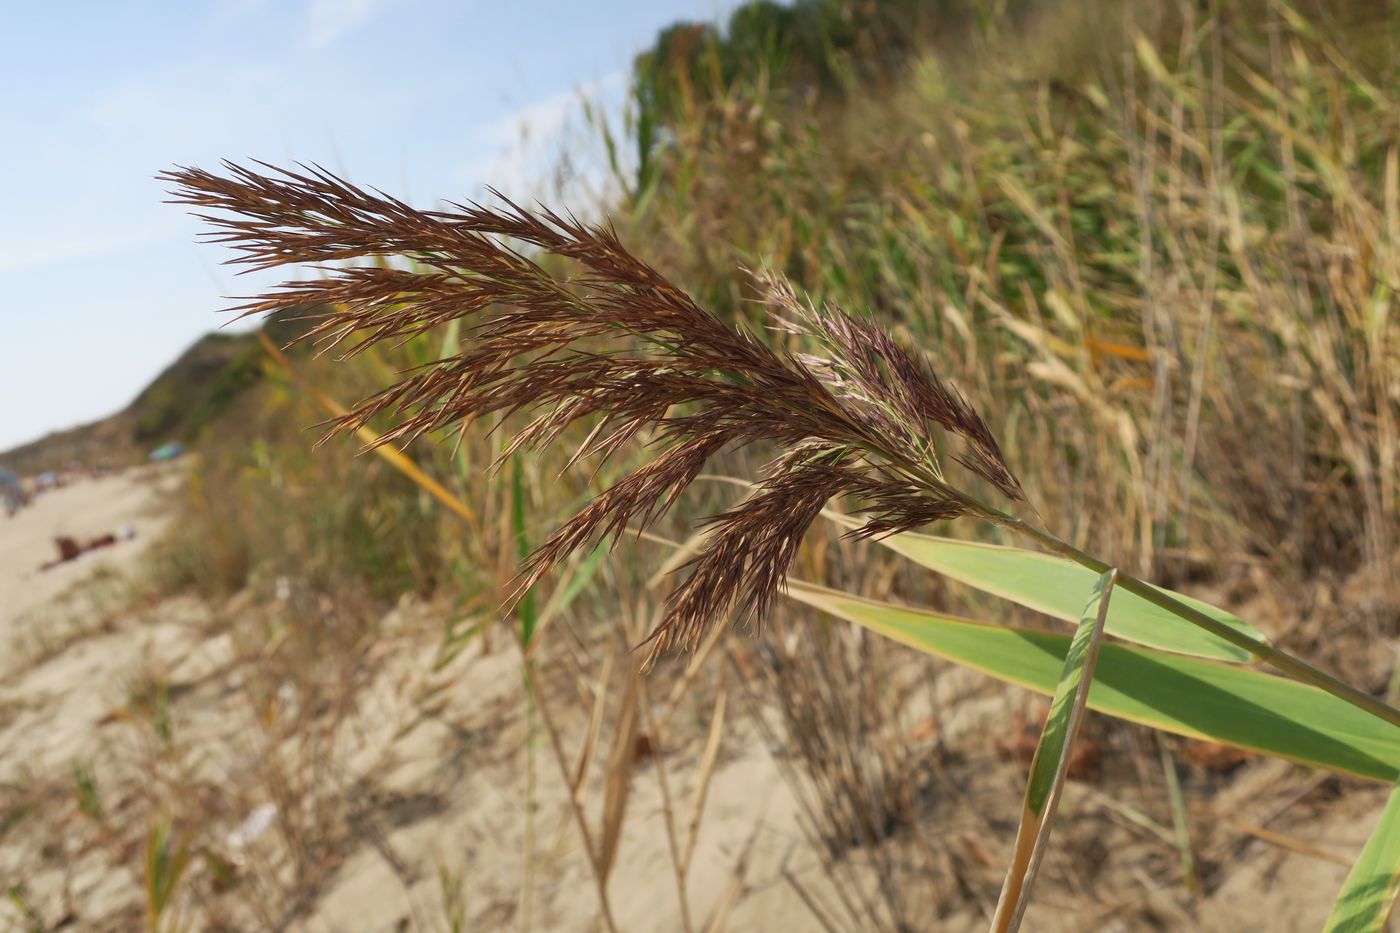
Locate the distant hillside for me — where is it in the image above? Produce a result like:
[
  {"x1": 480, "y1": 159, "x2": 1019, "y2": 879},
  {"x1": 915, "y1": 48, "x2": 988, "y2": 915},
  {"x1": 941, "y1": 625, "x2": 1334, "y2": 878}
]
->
[
  {"x1": 129, "y1": 332, "x2": 265, "y2": 446},
  {"x1": 0, "y1": 330, "x2": 264, "y2": 476}
]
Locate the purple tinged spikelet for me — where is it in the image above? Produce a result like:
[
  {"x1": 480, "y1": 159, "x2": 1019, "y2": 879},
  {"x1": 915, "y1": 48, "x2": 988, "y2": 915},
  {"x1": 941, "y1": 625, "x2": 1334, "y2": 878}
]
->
[{"x1": 163, "y1": 162, "x2": 1024, "y2": 665}]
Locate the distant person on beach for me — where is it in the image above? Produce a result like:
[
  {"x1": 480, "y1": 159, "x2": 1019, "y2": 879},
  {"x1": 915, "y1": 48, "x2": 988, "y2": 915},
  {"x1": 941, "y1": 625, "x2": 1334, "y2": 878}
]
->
[{"x1": 0, "y1": 468, "x2": 27, "y2": 516}]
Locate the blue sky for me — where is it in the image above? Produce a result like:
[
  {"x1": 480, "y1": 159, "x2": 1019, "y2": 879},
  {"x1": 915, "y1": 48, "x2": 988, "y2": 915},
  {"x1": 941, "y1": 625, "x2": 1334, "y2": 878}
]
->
[{"x1": 0, "y1": 0, "x2": 743, "y2": 452}]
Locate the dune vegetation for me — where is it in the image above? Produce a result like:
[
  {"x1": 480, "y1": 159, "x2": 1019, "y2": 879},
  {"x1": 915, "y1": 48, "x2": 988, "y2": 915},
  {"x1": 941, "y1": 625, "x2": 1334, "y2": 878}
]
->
[{"x1": 5, "y1": 1, "x2": 1400, "y2": 930}]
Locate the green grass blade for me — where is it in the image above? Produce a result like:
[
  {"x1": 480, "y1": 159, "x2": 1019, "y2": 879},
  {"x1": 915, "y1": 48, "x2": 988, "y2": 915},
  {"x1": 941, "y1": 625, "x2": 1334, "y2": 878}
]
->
[
  {"x1": 541, "y1": 543, "x2": 608, "y2": 625},
  {"x1": 1325, "y1": 783, "x2": 1400, "y2": 932},
  {"x1": 1025, "y1": 570, "x2": 1117, "y2": 815},
  {"x1": 784, "y1": 581, "x2": 1400, "y2": 782},
  {"x1": 1158, "y1": 740, "x2": 1199, "y2": 894},
  {"x1": 145, "y1": 815, "x2": 189, "y2": 931},
  {"x1": 528, "y1": 543, "x2": 609, "y2": 652},
  {"x1": 512, "y1": 459, "x2": 539, "y2": 649},
  {"x1": 994, "y1": 569, "x2": 1117, "y2": 932},
  {"x1": 828, "y1": 517, "x2": 1265, "y2": 661}
]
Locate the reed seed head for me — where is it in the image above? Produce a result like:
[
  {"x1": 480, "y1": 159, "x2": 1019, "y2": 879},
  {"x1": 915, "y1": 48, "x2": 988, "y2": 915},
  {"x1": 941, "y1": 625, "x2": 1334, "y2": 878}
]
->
[{"x1": 163, "y1": 161, "x2": 1024, "y2": 664}]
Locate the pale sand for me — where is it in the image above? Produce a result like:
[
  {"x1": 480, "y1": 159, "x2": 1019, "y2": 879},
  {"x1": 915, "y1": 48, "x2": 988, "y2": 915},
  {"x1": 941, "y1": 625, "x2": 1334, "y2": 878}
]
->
[
  {"x1": 0, "y1": 468, "x2": 1386, "y2": 931},
  {"x1": 0, "y1": 465, "x2": 180, "y2": 641},
  {"x1": 0, "y1": 469, "x2": 835, "y2": 931}
]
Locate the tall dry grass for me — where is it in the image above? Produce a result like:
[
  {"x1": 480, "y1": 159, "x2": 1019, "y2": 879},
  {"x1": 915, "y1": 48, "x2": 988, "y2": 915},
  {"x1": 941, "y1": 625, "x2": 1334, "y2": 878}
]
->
[
  {"x1": 621, "y1": 0, "x2": 1399, "y2": 607},
  {"x1": 56, "y1": 2, "x2": 1395, "y2": 930}
]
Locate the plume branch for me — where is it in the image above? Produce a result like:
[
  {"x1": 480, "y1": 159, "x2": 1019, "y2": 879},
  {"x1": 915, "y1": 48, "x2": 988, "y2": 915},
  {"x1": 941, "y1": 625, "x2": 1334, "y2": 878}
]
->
[{"x1": 163, "y1": 161, "x2": 1026, "y2": 664}]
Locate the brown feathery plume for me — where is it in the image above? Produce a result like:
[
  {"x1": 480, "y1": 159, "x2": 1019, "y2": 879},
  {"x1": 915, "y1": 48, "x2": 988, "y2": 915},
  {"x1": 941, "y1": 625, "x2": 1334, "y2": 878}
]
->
[{"x1": 161, "y1": 161, "x2": 1025, "y2": 664}]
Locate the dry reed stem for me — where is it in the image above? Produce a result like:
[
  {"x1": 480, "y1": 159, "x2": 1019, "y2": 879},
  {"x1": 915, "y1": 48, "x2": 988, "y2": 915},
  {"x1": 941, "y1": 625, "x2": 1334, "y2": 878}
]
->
[
  {"x1": 570, "y1": 653, "x2": 614, "y2": 802},
  {"x1": 683, "y1": 688, "x2": 727, "y2": 873},
  {"x1": 636, "y1": 674, "x2": 696, "y2": 933},
  {"x1": 597, "y1": 661, "x2": 639, "y2": 888},
  {"x1": 524, "y1": 651, "x2": 621, "y2": 933}
]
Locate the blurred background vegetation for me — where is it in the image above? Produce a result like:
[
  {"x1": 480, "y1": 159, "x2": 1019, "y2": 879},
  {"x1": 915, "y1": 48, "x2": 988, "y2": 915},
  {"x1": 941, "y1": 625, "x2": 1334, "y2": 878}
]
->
[
  {"x1": 5, "y1": 0, "x2": 1400, "y2": 929},
  {"x1": 143, "y1": 0, "x2": 1400, "y2": 618}
]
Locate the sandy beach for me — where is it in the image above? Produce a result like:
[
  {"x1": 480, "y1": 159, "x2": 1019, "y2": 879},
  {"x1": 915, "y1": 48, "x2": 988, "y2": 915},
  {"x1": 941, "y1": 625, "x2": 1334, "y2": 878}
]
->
[
  {"x1": 0, "y1": 466, "x2": 839, "y2": 931},
  {"x1": 0, "y1": 466, "x2": 180, "y2": 645},
  {"x1": 0, "y1": 468, "x2": 1389, "y2": 932}
]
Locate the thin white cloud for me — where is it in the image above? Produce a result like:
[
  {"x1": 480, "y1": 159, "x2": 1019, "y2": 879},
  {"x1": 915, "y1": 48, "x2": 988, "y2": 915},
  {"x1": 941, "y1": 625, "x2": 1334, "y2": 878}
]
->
[
  {"x1": 211, "y1": 0, "x2": 275, "y2": 25},
  {"x1": 0, "y1": 220, "x2": 179, "y2": 275},
  {"x1": 461, "y1": 70, "x2": 628, "y2": 202},
  {"x1": 306, "y1": 0, "x2": 386, "y2": 49},
  {"x1": 87, "y1": 63, "x2": 284, "y2": 141}
]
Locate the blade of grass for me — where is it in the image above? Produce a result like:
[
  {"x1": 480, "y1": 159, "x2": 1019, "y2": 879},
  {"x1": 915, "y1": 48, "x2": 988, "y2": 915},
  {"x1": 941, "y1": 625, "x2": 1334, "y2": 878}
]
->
[
  {"x1": 505, "y1": 466, "x2": 541, "y2": 932},
  {"x1": 512, "y1": 458, "x2": 539, "y2": 649},
  {"x1": 978, "y1": 506, "x2": 1400, "y2": 735},
  {"x1": 526, "y1": 650, "x2": 621, "y2": 933},
  {"x1": 1159, "y1": 738, "x2": 1199, "y2": 895},
  {"x1": 1325, "y1": 783, "x2": 1400, "y2": 932},
  {"x1": 145, "y1": 815, "x2": 189, "y2": 933},
  {"x1": 598, "y1": 663, "x2": 640, "y2": 886},
  {"x1": 683, "y1": 688, "x2": 728, "y2": 871},
  {"x1": 783, "y1": 581, "x2": 1400, "y2": 783},
  {"x1": 571, "y1": 654, "x2": 614, "y2": 800},
  {"x1": 821, "y1": 512, "x2": 1263, "y2": 662},
  {"x1": 636, "y1": 673, "x2": 696, "y2": 933},
  {"x1": 992, "y1": 568, "x2": 1117, "y2": 932},
  {"x1": 534, "y1": 543, "x2": 609, "y2": 643}
]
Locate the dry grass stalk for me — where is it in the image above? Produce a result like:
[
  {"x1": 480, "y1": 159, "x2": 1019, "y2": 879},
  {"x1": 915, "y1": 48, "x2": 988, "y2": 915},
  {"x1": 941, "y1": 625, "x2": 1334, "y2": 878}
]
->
[
  {"x1": 732, "y1": 623, "x2": 939, "y2": 933},
  {"x1": 597, "y1": 660, "x2": 639, "y2": 888},
  {"x1": 683, "y1": 688, "x2": 727, "y2": 871},
  {"x1": 525, "y1": 651, "x2": 622, "y2": 933},
  {"x1": 635, "y1": 674, "x2": 696, "y2": 933},
  {"x1": 161, "y1": 161, "x2": 1024, "y2": 665}
]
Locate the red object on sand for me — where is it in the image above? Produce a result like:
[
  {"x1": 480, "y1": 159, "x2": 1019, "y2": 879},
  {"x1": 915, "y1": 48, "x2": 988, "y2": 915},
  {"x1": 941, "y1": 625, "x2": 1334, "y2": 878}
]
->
[{"x1": 39, "y1": 533, "x2": 122, "y2": 571}]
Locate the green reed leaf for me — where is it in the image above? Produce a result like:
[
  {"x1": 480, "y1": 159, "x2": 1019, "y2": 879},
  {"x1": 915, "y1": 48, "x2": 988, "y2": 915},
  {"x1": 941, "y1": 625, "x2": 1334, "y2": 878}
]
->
[
  {"x1": 993, "y1": 569, "x2": 1117, "y2": 932},
  {"x1": 785, "y1": 580, "x2": 1400, "y2": 782},
  {"x1": 1326, "y1": 783, "x2": 1400, "y2": 932},
  {"x1": 826, "y1": 517, "x2": 1265, "y2": 661}
]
